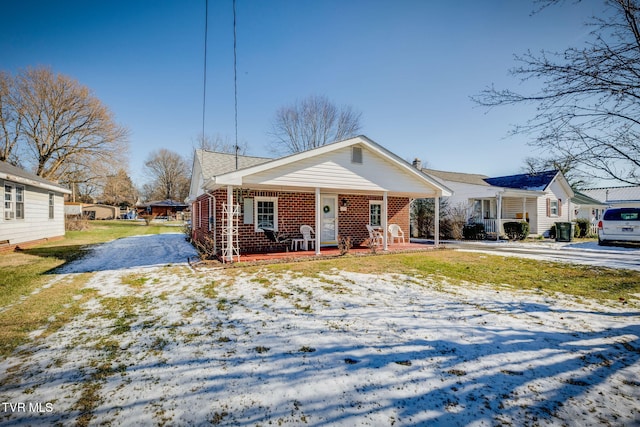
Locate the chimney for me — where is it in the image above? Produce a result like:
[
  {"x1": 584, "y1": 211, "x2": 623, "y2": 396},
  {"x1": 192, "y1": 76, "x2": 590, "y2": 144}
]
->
[{"x1": 412, "y1": 158, "x2": 422, "y2": 170}]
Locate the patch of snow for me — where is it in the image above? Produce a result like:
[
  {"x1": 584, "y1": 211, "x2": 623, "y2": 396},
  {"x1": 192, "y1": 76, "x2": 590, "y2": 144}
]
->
[{"x1": 0, "y1": 234, "x2": 639, "y2": 426}]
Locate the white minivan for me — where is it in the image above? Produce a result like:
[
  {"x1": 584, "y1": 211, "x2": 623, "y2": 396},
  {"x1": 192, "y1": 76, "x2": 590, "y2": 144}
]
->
[{"x1": 598, "y1": 208, "x2": 640, "y2": 245}]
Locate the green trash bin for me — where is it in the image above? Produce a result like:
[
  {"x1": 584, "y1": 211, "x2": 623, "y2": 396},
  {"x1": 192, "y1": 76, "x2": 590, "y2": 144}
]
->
[{"x1": 555, "y1": 222, "x2": 573, "y2": 242}]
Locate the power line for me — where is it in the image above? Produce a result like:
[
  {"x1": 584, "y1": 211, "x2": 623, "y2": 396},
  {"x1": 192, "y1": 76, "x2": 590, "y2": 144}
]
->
[
  {"x1": 233, "y1": 0, "x2": 239, "y2": 170},
  {"x1": 202, "y1": 0, "x2": 209, "y2": 142}
]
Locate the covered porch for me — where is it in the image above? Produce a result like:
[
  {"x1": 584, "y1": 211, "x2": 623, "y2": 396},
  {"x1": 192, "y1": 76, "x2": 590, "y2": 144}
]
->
[
  {"x1": 469, "y1": 189, "x2": 542, "y2": 238},
  {"x1": 213, "y1": 185, "x2": 442, "y2": 263}
]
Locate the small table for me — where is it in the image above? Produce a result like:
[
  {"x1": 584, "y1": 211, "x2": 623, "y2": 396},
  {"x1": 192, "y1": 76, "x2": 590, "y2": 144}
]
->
[{"x1": 291, "y1": 238, "x2": 314, "y2": 251}]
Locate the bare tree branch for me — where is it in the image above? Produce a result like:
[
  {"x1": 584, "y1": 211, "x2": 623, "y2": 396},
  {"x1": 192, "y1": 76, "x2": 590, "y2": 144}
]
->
[
  {"x1": 473, "y1": 0, "x2": 640, "y2": 185},
  {"x1": 268, "y1": 95, "x2": 362, "y2": 155}
]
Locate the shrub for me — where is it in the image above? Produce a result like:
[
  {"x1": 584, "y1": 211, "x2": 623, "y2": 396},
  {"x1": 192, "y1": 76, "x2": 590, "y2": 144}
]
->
[
  {"x1": 503, "y1": 221, "x2": 529, "y2": 240},
  {"x1": 463, "y1": 223, "x2": 486, "y2": 240},
  {"x1": 65, "y1": 217, "x2": 90, "y2": 231},
  {"x1": 575, "y1": 218, "x2": 591, "y2": 238},
  {"x1": 337, "y1": 235, "x2": 351, "y2": 255}
]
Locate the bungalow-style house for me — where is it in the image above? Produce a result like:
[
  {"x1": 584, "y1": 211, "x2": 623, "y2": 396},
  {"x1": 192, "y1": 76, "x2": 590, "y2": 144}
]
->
[
  {"x1": 422, "y1": 167, "x2": 575, "y2": 238},
  {"x1": 0, "y1": 161, "x2": 71, "y2": 248},
  {"x1": 188, "y1": 136, "x2": 452, "y2": 261},
  {"x1": 137, "y1": 199, "x2": 189, "y2": 219}
]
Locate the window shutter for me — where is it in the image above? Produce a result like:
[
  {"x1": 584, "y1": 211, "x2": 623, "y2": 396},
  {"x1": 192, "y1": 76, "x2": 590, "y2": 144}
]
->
[
  {"x1": 546, "y1": 198, "x2": 550, "y2": 217},
  {"x1": 558, "y1": 199, "x2": 562, "y2": 217}
]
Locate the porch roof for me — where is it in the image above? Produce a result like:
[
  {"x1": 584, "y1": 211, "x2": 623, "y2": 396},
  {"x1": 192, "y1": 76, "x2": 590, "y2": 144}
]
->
[{"x1": 201, "y1": 135, "x2": 452, "y2": 198}]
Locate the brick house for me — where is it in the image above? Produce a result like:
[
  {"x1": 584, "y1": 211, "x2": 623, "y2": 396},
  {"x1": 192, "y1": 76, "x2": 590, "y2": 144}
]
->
[{"x1": 188, "y1": 135, "x2": 451, "y2": 261}]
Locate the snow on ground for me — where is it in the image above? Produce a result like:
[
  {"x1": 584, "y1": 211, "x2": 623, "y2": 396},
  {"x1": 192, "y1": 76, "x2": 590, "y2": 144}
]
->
[{"x1": 1, "y1": 234, "x2": 639, "y2": 426}]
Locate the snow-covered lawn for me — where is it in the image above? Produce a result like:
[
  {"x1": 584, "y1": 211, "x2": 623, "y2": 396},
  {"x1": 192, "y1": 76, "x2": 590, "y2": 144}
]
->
[{"x1": 1, "y1": 234, "x2": 639, "y2": 426}]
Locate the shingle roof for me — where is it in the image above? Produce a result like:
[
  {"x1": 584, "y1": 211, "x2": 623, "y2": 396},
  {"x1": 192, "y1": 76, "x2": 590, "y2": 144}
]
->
[
  {"x1": 196, "y1": 150, "x2": 272, "y2": 178},
  {"x1": 141, "y1": 199, "x2": 189, "y2": 207},
  {"x1": 484, "y1": 170, "x2": 558, "y2": 191},
  {"x1": 423, "y1": 169, "x2": 490, "y2": 186},
  {"x1": 0, "y1": 161, "x2": 71, "y2": 194},
  {"x1": 424, "y1": 168, "x2": 560, "y2": 191}
]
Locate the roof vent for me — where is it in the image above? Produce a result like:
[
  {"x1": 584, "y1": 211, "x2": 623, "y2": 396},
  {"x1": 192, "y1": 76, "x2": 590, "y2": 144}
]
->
[
  {"x1": 412, "y1": 158, "x2": 422, "y2": 170},
  {"x1": 351, "y1": 146, "x2": 363, "y2": 164}
]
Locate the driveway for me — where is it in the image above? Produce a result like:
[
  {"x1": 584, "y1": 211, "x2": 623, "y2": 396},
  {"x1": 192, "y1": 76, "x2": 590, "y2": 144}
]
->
[
  {"x1": 437, "y1": 239, "x2": 640, "y2": 271},
  {"x1": 58, "y1": 232, "x2": 198, "y2": 273}
]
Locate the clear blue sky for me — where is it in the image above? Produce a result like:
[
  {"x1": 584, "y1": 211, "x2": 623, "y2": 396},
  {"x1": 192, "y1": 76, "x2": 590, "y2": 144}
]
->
[{"x1": 1, "y1": 0, "x2": 601, "y2": 187}]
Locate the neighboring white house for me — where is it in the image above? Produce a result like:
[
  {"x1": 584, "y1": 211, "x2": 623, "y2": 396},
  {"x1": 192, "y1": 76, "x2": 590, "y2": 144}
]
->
[
  {"x1": 1, "y1": 161, "x2": 71, "y2": 247},
  {"x1": 581, "y1": 186, "x2": 640, "y2": 210},
  {"x1": 422, "y1": 167, "x2": 575, "y2": 237}
]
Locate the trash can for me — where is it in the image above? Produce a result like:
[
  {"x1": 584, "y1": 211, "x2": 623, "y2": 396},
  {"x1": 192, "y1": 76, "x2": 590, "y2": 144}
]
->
[{"x1": 555, "y1": 222, "x2": 573, "y2": 242}]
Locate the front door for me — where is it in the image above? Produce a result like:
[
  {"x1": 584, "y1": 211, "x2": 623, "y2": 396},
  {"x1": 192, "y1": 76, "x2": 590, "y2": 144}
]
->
[{"x1": 321, "y1": 195, "x2": 338, "y2": 245}]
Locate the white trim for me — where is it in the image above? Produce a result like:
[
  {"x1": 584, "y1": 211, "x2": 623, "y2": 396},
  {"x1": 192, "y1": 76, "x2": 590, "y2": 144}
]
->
[
  {"x1": 203, "y1": 136, "x2": 452, "y2": 197},
  {"x1": 254, "y1": 196, "x2": 278, "y2": 232},
  {"x1": 369, "y1": 200, "x2": 383, "y2": 227}
]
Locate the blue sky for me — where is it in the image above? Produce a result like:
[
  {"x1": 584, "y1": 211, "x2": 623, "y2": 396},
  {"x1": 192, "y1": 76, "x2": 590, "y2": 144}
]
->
[{"x1": 1, "y1": 0, "x2": 601, "y2": 187}]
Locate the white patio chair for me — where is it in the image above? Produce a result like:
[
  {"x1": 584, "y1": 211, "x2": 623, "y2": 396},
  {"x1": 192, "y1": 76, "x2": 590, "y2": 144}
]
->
[
  {"x1": 388, "y1": 224, "x2": 405, "y2": 244},
  {"x1": 366, "y1": 224, "x2": 383, "y2": 246},
  {"x1": 301, "y1": 225, "x2": 315, "y2": 251}
]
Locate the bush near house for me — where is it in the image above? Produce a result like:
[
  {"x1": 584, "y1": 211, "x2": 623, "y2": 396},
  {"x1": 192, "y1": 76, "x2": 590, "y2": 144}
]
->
[
  {"x1": 574, "y1": 218, "x2": 591, "y2": 238},
  {"x1": 503, "y1": 221, "x2": 529, "y2": 241},
  {"x1": 463, "y1": 223, "x2": 486, "y2": 240}
]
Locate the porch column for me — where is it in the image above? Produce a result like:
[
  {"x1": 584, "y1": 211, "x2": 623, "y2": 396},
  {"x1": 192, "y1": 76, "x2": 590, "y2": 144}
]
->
[
  {"x1": 382, "y1": 191, "x2": 388, "y2": 251},
  {"x1": 315, "y1": 187, "x2": 321, "y2": 255},
  {"x1": 434, "y1": 196, "x2": 440, "y2": 248},
  {"x1": 226, "y1": 185, "x2": 234, "y2": 262},
  {"x1": 496, "y1": 192, "x2": 502, "y2": 240},
  {"x1": 522, "y1": 197, "x2": 527, "y2": 223}
]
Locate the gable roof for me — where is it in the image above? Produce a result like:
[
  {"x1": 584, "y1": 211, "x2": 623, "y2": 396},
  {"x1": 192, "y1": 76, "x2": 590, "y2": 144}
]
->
[
  {"x1": 197, "y1": 135, "x2": 452, "y2": 198},
  {"x1": 0, "y1": 161, "x2": 71, "y2": 194},
  {"x1": 484, "y1": 170, "x2": 559, "y2": 191}
]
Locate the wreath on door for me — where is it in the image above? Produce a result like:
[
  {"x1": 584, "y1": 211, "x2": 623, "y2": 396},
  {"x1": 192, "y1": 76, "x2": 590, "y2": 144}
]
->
[{"x1": 323, "y1": 205, "x2": 331, "y2": 213}]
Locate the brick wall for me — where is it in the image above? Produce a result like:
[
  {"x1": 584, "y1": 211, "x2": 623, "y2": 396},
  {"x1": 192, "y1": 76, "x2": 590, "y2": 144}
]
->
[{"x1": 192, "y1": 189, "x2": 410, "y2": 255}]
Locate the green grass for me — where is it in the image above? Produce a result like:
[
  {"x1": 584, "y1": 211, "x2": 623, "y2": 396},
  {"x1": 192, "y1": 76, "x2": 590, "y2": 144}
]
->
[
  {"x1": 263, "y1": 251, "x2": 640, "y2": 303},
  {"x1": 0, "y1": 220, "x2": 177, "y2": 358}
]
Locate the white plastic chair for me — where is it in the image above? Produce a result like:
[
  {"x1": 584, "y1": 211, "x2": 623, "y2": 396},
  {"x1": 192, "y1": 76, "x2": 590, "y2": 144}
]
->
[
  {"x1": 388, "y1": 224, "x2": 405, "y2": 244},
  {"x1": 292, "y1": 225, "x2": 315, "y2": 251},
  {"x1": 366, "y1": 224, "x2": 383, "y2": 246}
]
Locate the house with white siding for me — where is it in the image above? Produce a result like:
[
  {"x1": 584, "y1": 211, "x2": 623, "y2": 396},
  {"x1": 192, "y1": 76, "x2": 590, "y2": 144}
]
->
[
  {"x1": 422, "y1": 167, "x2": 574, "y2": 238},
  {"x1": 1, "y1": 161, "x2": 71, "y2": 248},
  {"x1": 188, "y1": 136, "x2": 451, "y2": 261}
]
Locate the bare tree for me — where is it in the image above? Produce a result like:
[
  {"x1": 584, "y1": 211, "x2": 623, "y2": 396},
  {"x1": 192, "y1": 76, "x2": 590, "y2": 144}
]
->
[
  {"x1": 269, "y1": 95, "x2": 362, "y2": 155},
  {"x1": 143, "y1": 149, "x2": 190, "y2": 202},
  {"x1": 193, "y1": 132, "x2": 248, "y2": 154},
  {"x1": 102, "y1": 168, "x2": 138, "y2": 207},
  {"x1": 0, "y1": 67, "x2": 129, "y2": 182},
  {"x1": 473, "y1": 0, "x2": 640, "y2": 185},
  {"x1": 0, "y1": 71, "x2": 21, "y2": 165}
]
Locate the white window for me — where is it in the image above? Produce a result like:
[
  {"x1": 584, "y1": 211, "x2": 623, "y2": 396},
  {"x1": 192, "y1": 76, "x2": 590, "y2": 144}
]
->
[
  {"x1": 369, "y1": 201, "x2": 382, "y2": 227},
  {"x1": 197, "y1": 200, "x2": 202, "y2": 228},
  {"x1": 4, "y1": 183, "x2": 24, "y2": 220},
  {"x1": 549, "y1": 200, "x2": 559, "y2": 217},
  {"x1": 4, "y1": 183, "x2": 12, "y2": 220},
  {"x1": 255, "y1": 197, "x2": 278, "y2": 231},
  {"x1": 208, "y1": 197, "x2": 214, "y2": 231},
  {"x1": 49, "y1": 192, "x2": 55, "y2": 219}
]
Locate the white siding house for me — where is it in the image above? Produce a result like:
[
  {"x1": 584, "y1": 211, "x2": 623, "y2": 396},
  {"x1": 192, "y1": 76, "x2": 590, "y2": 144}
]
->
[
  {"x1": 0, "y1": 161, "x2": 71, "y2": 247},
  {"x1": 423, "y1": 168, "x2": 575, "y2": 238}
]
